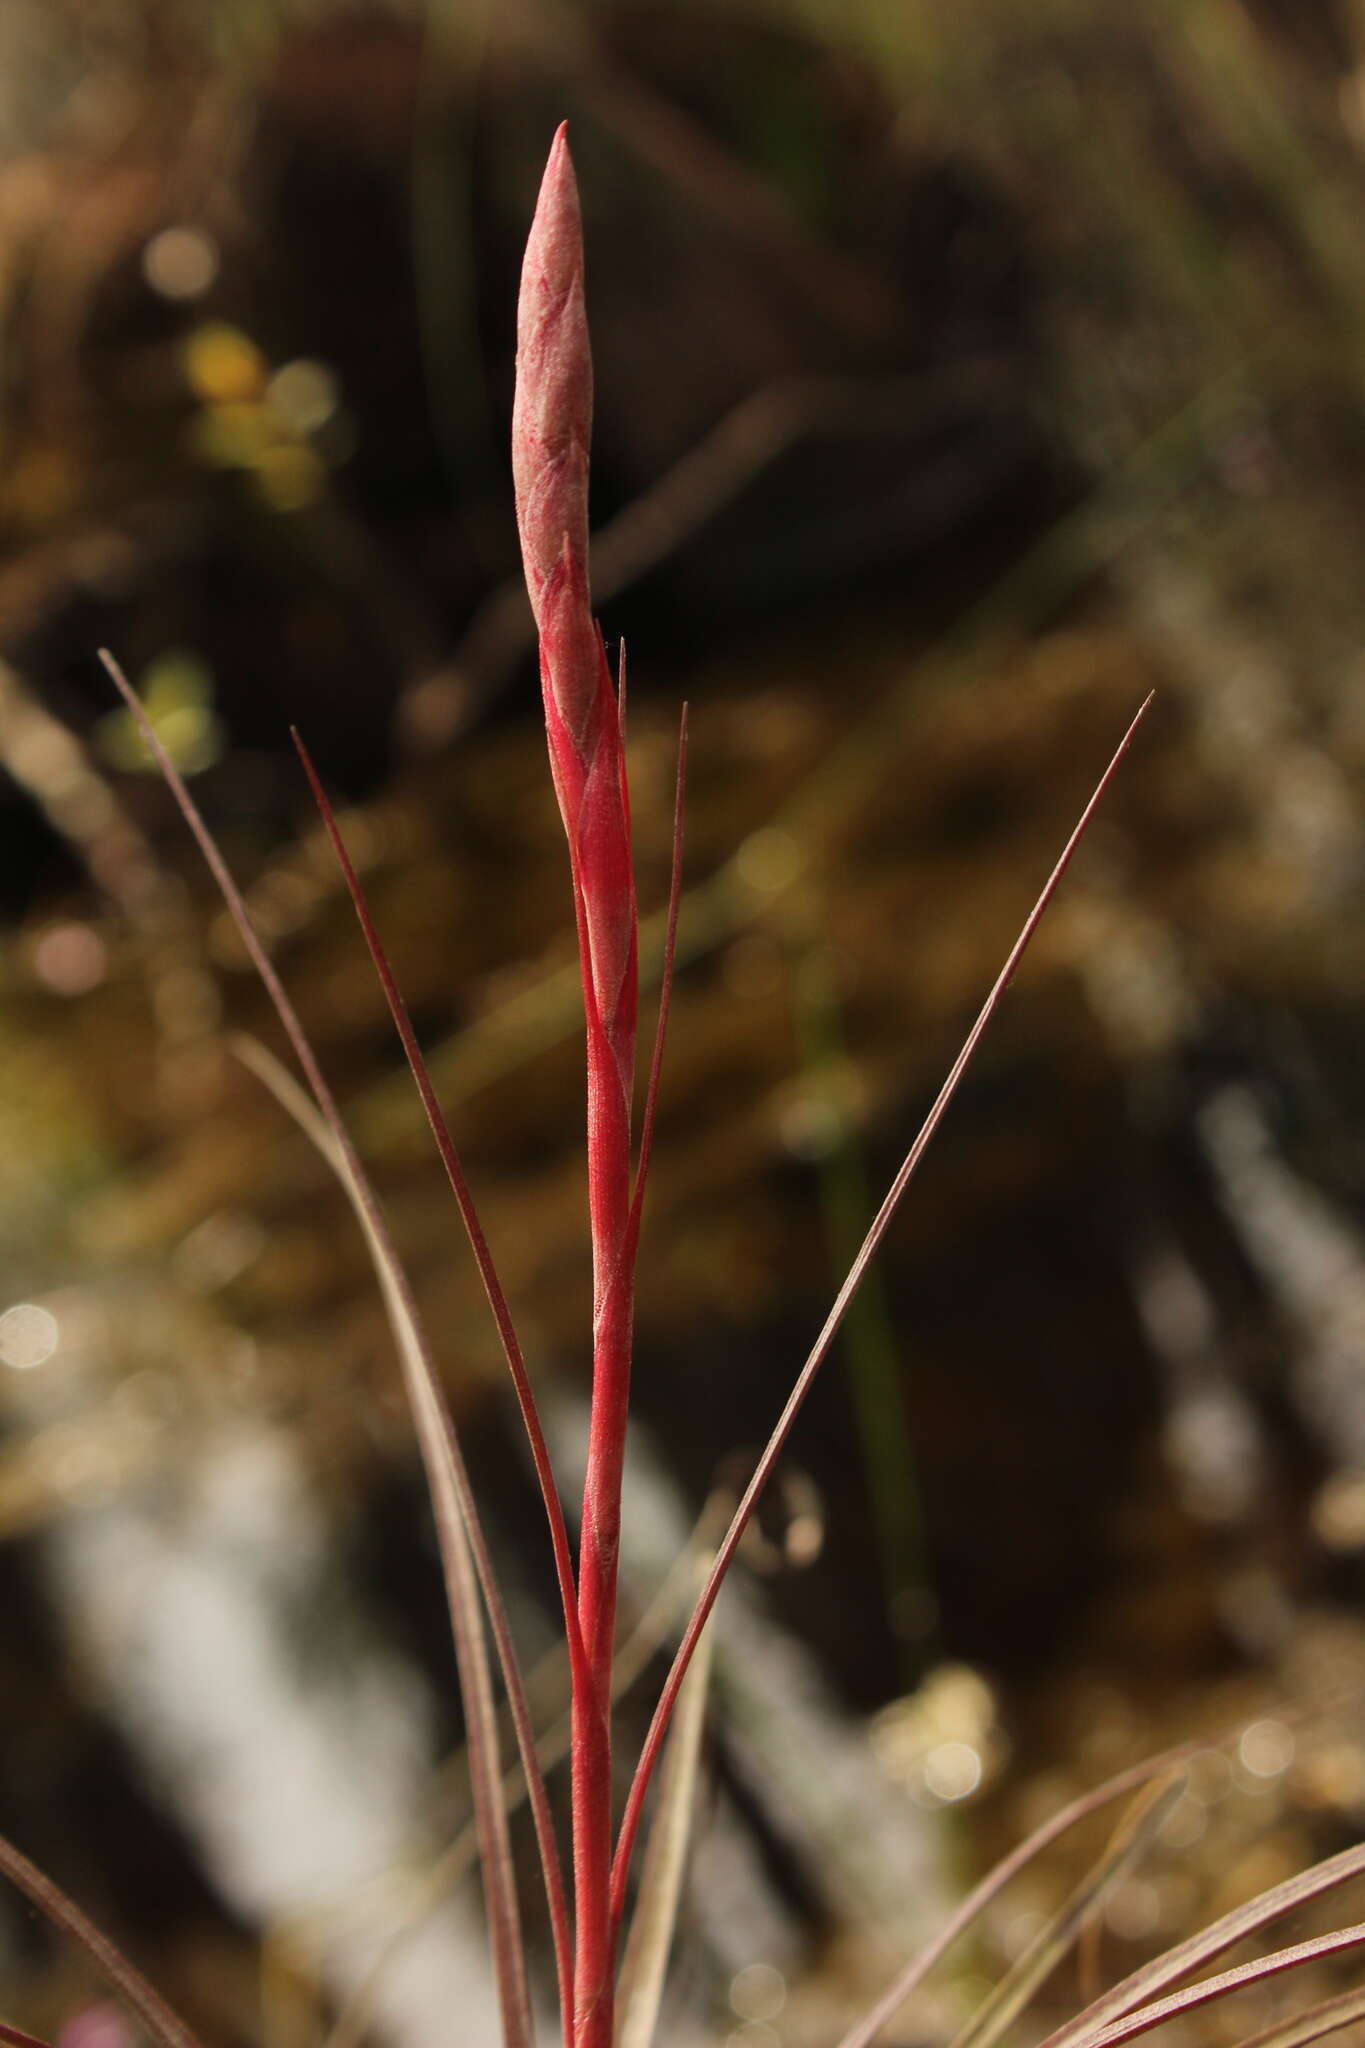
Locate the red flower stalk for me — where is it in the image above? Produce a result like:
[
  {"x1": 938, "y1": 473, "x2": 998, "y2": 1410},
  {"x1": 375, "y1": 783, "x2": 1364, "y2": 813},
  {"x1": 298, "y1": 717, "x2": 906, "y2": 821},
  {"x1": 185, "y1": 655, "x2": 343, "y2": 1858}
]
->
[{"x1": 513, "y1": 124, "x2": 639, "y2": 2047}]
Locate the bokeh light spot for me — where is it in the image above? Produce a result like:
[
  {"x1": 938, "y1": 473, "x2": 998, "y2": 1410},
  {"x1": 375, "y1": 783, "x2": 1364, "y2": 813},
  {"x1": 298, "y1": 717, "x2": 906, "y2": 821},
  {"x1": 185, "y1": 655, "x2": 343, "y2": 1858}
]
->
[
  {"x1": 0, "y1": 1303, "x2": 59, "y2": 1370},
  {"x1": 1239, "y1": 1719, "x2": 1295, "y2": 1779},
  {"x1": 32, "y1": 922, "x2": 107, "y2": 995},
  {"x1": 922, "y1": 1739, "x2": 983, "y2": 1803},
  {"x1": 729, "y1": 1963, "x2": 786, "y2": 2024},
  {"x1": 144, "y1": 226, "x2": 219, "y2": 300}
]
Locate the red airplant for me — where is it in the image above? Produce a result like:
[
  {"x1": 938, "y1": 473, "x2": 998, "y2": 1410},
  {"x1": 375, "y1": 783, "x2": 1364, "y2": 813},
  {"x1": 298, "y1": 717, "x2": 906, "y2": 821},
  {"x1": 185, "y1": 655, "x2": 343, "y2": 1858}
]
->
[{"x1": 7, "y1": 116, "x2": 1362, "y2": 2048}]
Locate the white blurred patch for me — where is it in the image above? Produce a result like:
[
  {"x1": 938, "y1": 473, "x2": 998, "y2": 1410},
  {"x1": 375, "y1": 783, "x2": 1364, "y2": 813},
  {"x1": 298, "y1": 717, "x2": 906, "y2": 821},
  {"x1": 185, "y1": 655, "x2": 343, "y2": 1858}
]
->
[{"x1": 47, "y1": 1424, "x2": 515, "y2": 2047}]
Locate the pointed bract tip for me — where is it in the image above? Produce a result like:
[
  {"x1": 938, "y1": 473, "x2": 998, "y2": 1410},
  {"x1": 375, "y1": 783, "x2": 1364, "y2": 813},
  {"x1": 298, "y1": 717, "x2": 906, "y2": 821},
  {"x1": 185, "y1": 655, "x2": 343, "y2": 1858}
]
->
[
  {"x1": 526, "y1": 125, "x2": 582, "y2": 284},
  {"x1": 512, "y1": 124, "x2": 597, "y2": 736}
]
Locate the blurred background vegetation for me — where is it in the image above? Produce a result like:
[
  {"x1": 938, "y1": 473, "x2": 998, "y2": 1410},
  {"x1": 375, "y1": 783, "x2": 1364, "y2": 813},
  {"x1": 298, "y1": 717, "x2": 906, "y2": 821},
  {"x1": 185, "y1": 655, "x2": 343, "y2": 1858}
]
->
[{"x1": 1, "y1": 1, "x2": 1364, "y2": 2043}]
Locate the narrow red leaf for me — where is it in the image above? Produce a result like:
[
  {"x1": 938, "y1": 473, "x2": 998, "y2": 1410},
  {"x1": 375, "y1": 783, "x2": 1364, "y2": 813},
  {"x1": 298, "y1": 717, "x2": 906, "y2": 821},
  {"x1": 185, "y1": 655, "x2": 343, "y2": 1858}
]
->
[
  {"x1": 291, "y1": 730, "x2": 582, "y2": 1670},
  {"x1": 630, "y1": 703, "x2": 687, "y2": 1222},
  {"x1": 576, "y1": 701, "x2": 687, "y2": 1392},
  {"x1": 290, "y1": 729, "x2": 579, "y2": 2033},
  {"x1": 611, "y1": 692, "x2": 1155, "y2": 1926},
  {"x1": 288, "y1": 746, "x2": 586, "y2": 2012}
]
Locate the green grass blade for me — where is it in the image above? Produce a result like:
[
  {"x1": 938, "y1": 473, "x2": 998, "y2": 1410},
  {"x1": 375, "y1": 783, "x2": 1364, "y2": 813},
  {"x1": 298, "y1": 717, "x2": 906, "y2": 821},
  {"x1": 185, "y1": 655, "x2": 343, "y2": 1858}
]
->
[{"x1": 791, "y1": 930, "x2": 931, "y2": 1676}]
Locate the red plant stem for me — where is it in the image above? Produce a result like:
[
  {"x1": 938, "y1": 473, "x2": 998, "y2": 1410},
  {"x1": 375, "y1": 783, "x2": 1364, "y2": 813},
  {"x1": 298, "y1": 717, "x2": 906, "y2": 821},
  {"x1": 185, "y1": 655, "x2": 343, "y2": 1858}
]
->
[
  {"x1": 514, "y1": 126, "x2": 638, "y2": 2046},
  {"x1": 544, "y1": 610, "x2": 638, "y2": 2048}
]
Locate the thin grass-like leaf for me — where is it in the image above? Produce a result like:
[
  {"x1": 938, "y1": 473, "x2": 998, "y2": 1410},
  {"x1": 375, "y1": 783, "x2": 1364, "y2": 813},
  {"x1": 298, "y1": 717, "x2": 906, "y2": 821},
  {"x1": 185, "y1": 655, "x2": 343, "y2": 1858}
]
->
[
  {"x1": 614, "y1": 1570, "x2": 716, "y2": 2048},
  {"x1": 833, "y1": 1690, "x2": 1351, "y2": 2048},
  {"x1": 612, "y1": 692, "x2": 1155, "y2": 1925},
  {"x1": 950, "y1": 1775, "x2": 1187, "y2": 2048},
  {"x1": 831, "y1": 1739, "x2": 1202, "y2": 2048},
  {"x1": 1075, "y1": 1920, "x2": 1365, "y2": 2048},
  {"x1": 1040, "y1": 1839, "x2": 1365, "y2": 2048},
  {"x1": 1231, "y1": 1981, "x2": 1365, "y2": 2048},
  {"x1": 0, "y1": 1832, "x2": 205, "y2": 2048},
  {"x1": 98, "y1": 651, "x2": 535, "y2": 2048},
  {"x1": 234, "y1": 1034, "x2": 554, "y2": 2047}
]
